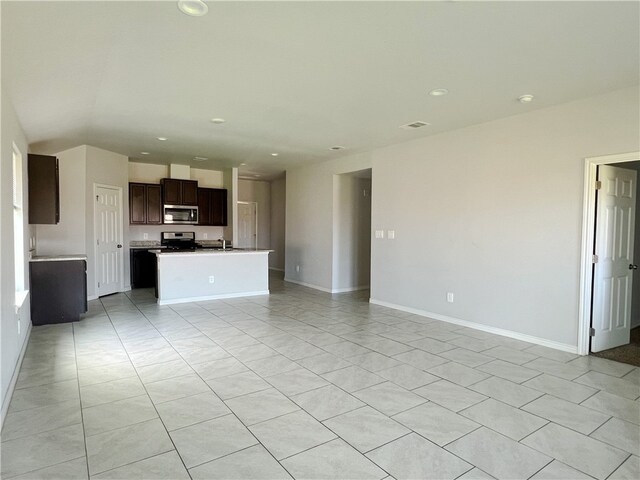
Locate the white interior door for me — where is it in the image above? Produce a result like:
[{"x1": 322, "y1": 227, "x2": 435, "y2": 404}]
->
[
  {"x1": 95, "y1": 185, "x2": 123, "y2": 296},
  {"x1": 592, "y1": 165, "x2": 636, "y2": 352},
  {"x1": 237, "y1": 202, "x2": 257, "y2": 249}
]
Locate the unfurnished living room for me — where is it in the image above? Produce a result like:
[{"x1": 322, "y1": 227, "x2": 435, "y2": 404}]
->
[{"x1": 1, "y1": 1, "x2": 639, "y2": 479}]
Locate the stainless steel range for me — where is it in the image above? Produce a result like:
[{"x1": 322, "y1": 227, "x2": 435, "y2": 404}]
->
[{"x1": 161, "y1": 231, "x2": 197, "y2": 251}]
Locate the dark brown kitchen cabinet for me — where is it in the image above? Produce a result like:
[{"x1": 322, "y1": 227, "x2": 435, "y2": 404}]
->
[
  {"x1": 161, "y1": 178, "x2": 198, "y2": 205},
  {"x1": 28, "y1": 154, "x2": 60, "y2": 224},
  {"x1": 30, "y1": 259, "x2": 87, "y2": 325},
  {"x1": 130, "y1": 249, "x2": 157, "y2": 288},
  {"x1": 129, "y1": 183, "x2": 162, "y2": 225},
  {"x1": 197, "y1": 188, "x2": 228, "y2": 226}
]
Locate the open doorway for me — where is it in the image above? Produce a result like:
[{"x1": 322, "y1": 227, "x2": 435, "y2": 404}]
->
[
  {"x1": 332, "y1": 169, "x2": 372, "y2": 293},
  {"x1": 579, "y1": 152, "x2": 640, "y2": 366}
]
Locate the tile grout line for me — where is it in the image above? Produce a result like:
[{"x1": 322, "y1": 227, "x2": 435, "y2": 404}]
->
[
  {"x1": 98, "y1": 295, "x2": 194, "y2": 480},
  {"x1": 71, "y1": 320, "x2": 91, "y2": 478}
]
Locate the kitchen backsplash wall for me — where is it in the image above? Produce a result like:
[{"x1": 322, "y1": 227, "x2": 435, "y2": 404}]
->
[{"x1": 129, "y1": 225, "x2": 225, "y2": 242}]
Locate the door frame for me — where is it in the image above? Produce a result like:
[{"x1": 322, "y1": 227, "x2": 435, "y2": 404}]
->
[
  {"x1": 237, "y1": 201, "x2": 258, "y2": 249},
  {"x1": 93, "y1": 183, "x2": 124, "y2": 297},
  {"x1": 578, "y1": 151, "x2": 640, "y2": 355}
]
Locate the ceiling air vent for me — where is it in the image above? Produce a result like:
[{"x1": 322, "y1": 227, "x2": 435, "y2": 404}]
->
[{"x1": 400, "y1": 121, "x2": 431, "y2": 130}]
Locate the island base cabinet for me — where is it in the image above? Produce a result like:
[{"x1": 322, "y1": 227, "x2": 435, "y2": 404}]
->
[
  {"x1": 29, "y1": 260, "x2": 87, "y2": 325},
  {"x1": 130, "y1": 249, "x2": 158, "y2": 288}
]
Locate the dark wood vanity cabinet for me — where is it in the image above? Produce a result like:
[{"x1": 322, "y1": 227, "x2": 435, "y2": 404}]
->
[
  {"x1": 129, "y1": 183, "x2": 162, "y2": 225},
  {"x1": 197, "y1": 188, "x2": 228, "y2": 226},
  {"x1": 28, "y1": 154, "x2": 60, "y2": 224},
  {"x1": 161, "y1": 178, "x2": 198, "y2": 205}
]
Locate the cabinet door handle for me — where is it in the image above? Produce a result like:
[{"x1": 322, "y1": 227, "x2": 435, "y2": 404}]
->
[{"x1": 117, "y1": 244, "x2": 123, "y2": 248}]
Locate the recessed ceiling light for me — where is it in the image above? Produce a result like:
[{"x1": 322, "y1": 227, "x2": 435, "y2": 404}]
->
[
  {"x1": 399, "y1": 121, "x2": 430, "y2": 130},
  {"x1": 330, "y1": 146, "x2": 345, "y2": 151},
  {"x1": 254, "y1": 174, "x2": 261, "y2": 177},
  {"x1": 211, "y1": 118, "x2": 226, "y2": 124},
  {"x1": 177, "y1": 0, "x2": 208, "y2": 17},
  {"x1": 157, "y1": 137, "x2": 168, "y2": 141},
  {"x1": 193, "y1": 156, "x2": 208, "y2": 161},
  {"x1": 240, "y1": 163, "x2": 247, "y2": 166},
  {"x1": 271, "y1": 153, "x2": 279, "y2": 157},
  {"x1": 429, "y1": 88, "x2": 449, "y2": 96},
  {"x1": 140, "y1": 152, "x2": 150, "y2": 155},
  {"x1": 518, "y1": 94, "x2": 534, "y2": 103}
]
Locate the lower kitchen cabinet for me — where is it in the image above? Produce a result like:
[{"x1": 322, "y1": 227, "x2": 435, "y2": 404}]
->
[
  {"x1": 130, "y1": 249, "x2": 157, "y2": 288},
  {"x1": 29, "y1": 258, "x2": 87, "y2": 325}
]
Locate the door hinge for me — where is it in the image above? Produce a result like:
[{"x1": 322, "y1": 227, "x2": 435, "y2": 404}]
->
[
  {"x1": 595, "y1": 180, "x2": 602, "y2": 190},
  {"x1": 592, "y1": 254, "x2": 599, "y2": 264},
  {"x1": 589, "y1": 327, "x2": 596, "y2": 337}
]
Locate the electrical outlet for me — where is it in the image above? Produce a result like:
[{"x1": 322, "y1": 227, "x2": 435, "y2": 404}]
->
[
  {"x1": 203, "y1": 233, "x2": 208, "y2": 239},
  {"x1": 447, "y1": 292, "x2": 454, "y2": 303},
  {"x1": 143, "y1": 233, "x2": 148, "y2": 240},
  {"x1": 209, "y1": 275, "x2": 215, "y2": 284},
  {"x1": 387, "y1": 230, "x2": 395, "y2": 240},
  {"x1": 17, "y1": 319, "x2": 21, "y2": 335},
  {"x1": 296, "y1": 265, "x2": 300, "y2": 272}
]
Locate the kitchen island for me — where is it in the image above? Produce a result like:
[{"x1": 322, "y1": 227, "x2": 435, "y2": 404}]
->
[{"x1": 153, "y1": 249, "x2": 271, "y2": 305}]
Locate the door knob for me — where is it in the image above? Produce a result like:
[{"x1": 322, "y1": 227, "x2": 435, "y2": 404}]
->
[
  {"x1": 629, "y1": 264, "x2": 637, "y2": 270},
  {"x1": 117, "y1": 244, "x2": 123, "y2": 248}
]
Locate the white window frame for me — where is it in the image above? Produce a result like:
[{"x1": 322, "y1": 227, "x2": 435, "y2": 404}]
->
[{"x1": 13, "y1": 143, "x2": 27, "y2": 307}]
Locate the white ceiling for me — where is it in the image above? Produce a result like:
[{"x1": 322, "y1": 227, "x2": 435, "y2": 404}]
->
[{"x1": 2, "y1": 1, "x2": 639, "y2": 179}]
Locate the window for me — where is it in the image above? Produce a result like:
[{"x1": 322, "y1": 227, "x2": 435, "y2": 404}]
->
[{"x1": 13, "y1": 144, "x2": 25, "y2": 295}]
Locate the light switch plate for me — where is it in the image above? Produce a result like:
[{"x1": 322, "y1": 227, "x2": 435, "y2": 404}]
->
[
  {"x1": 387, "y1": 230, "x2": 395, "y2": 239},
  {"x1": 375, "y1": 230, "x2": 384, "y2": 239}
]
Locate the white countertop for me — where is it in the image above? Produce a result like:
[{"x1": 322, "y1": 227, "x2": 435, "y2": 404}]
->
[
  {"x1": 152, "y1": 249, "x2": 272, "y2": 256},
  {"x1": 30, "y1": 254, "x2": 87, "y2": 262}
]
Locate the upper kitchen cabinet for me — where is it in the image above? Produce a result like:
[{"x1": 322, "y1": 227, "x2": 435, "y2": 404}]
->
[
  {"x1": 28, "y1": 154, "x2": 60, "y2": 224},
  {"x1": 198, "y1": 188, "x2": 228, "y2": 226},
  {"x1": 129, "y1": 183, "x2": 162, "y2": 225},
  {"x1": 161, "y1": 178, "x2": 198, "y2": 205}
]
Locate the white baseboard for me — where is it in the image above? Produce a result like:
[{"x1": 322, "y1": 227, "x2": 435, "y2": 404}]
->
[
  {"x1": 1, "y1": 322, "x2": 32, "y2": 429},
  {"x1": 332, "y1": 285, "x2": 370, "y2": 293},
  {"x1": 87, "y1": 294, "x2": 98, "y2": 301},
  {"x1": 284, "y1": 278, "x2": 333, "y2": 293},
  {"x1": 284, "y1": 278, "x2": 370, "y2": 294},
  {"x1": 158, "y1": 290, "x2": 270, "y2": 305},
  {"x1": 269, "y1": 267, "x2": 284, "y2": 272},
  {"x1": 369, "y1": 298, "x2": 578, "y2": 354}
]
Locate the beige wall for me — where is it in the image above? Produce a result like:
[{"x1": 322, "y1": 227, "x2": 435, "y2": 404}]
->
[
  {"x1": 1, "y1": 88, "x2": 31, "y2": 423},
  {"x1": 286, "y1": 86, "x2": 640, "y2": 348},
  {"x1": 270, "y1": 177, "x2": 286, "y2": 270},
  {"x1": 285, "y1": 151, "x2": 372, "y2": 290},
  {"x1": 35, "y1": 145, "x2": 86, "y2": 256}
]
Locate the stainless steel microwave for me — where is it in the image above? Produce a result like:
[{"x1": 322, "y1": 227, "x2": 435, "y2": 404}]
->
[{"x1": 163, "y1": 205, "x2": 198, "y2": 224}]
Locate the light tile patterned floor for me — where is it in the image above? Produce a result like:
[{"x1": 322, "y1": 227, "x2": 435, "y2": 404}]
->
[{"x1": 2, "y1": 273, "x2": 639, "y2": 479}]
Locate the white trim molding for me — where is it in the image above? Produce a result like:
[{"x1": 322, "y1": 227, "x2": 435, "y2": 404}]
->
[
  {"x1": 578, "y1": 151, "x2": 640, "y2": 355},
  {"x1": 370, "y1": 298, "x2": 578, "y2": 354},
  {"x1": 1, "y1": 322, "x2": 32, "y2": 429},
  {"x1": 158, "y1": 290, "x2": 270, "y2": 305},
  {"x1": 331, "y1": 285, "x2": 370, "y2": 293},
  {"x1": 284, "y1": 278, "x2": 334, "y2": 293}
]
